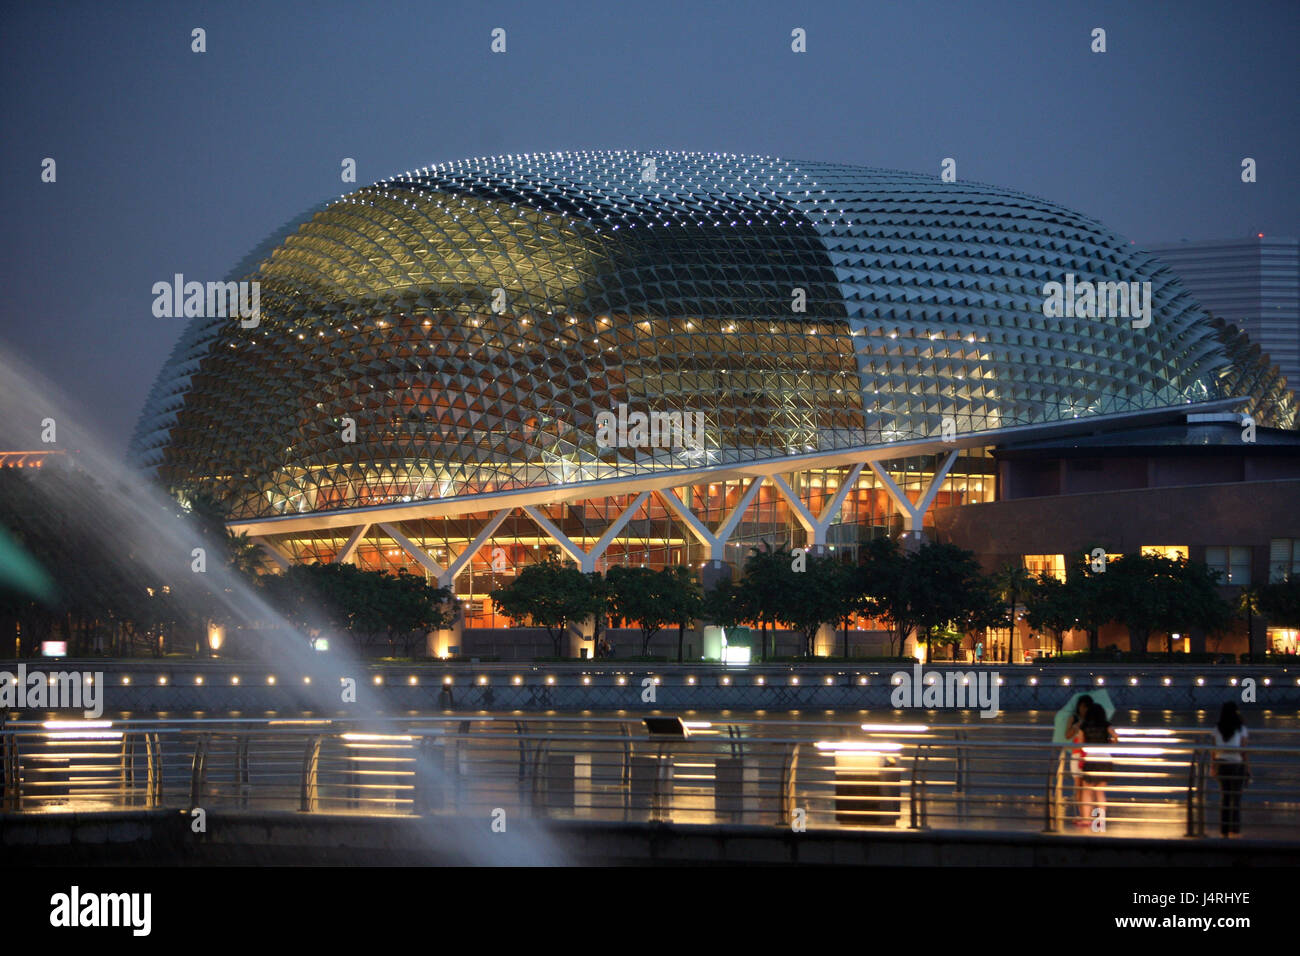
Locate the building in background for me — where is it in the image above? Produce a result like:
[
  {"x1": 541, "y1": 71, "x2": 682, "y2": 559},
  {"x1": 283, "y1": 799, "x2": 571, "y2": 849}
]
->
[
  {"x1": 1147, "y1": 236, "x2": 1299, "y2": 405},
  {"x1": 131, "y1": 152, "x2": 1298, "y2": 656}
]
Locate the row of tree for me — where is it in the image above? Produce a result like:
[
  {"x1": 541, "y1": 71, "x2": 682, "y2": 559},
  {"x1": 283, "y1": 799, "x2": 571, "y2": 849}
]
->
[
  {"x1": 491, "y1": 539, "x2": 1300, "y2": 661},
  {"x1": 491, "y1": 561, "x2": 701, "y2": 658},
  {"x1": 5, "y1": 463, "x2": 1298, "y2": 660}
]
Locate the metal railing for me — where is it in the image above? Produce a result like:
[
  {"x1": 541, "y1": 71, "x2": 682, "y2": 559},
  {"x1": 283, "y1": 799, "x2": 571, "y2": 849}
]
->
[{"x1": 3, "y1": 716, "x2": 1299, "y2": 840}]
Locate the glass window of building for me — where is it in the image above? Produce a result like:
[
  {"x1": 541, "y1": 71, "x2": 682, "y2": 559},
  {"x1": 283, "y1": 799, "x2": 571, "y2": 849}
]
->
[
  {"x1": 1142, "y1": 545, "x2": 1189, "y2": 561},
  {"x1": 1206, "y1": 546, "x2": 1251, "y2": 586},
  {"x1": 1270, "y1": 539, "x2": 1300, "y2": 583},
  {"x1": 1023, "y1": 554, "x2": 1066, "y2": 581},
  {"x1": 1269, "y1": 627, "x2": 1298, "y2": 655}
]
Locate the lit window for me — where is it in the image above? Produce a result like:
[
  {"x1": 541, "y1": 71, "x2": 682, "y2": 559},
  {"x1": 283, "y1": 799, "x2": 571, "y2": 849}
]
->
[
  {"x1": 1141, "y1": 545, "x2": 1188, "y2": 561},
  {"x1": 1023, "y1": 554, "x2": 1065, "y2": 582}
]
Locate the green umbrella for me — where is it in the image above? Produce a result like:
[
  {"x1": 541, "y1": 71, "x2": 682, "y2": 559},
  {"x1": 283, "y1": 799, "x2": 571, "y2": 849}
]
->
[{"x1": 1053, "y1": 688, "x2": 1116, "y2": 743}]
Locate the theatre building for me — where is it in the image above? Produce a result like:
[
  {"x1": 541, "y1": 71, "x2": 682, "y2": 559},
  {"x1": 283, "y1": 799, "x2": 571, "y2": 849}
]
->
[{"x1": 129, "y1": 150, "x2": 1298, "y2": 659}]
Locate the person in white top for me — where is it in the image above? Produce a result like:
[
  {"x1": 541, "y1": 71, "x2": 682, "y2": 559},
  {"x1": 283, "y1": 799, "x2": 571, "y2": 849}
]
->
[{"x1": 1211, "y1": 701, "x2": 1250, "y2": 837}]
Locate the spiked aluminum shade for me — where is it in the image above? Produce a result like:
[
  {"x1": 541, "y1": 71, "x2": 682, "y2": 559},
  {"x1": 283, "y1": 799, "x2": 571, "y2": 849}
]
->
[{"x1": 132, "y1": 151, "x2": 1296, "y2": 521}]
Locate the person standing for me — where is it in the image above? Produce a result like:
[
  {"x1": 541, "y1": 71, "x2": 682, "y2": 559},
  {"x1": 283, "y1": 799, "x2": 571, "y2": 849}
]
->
[
  {"x1": 1065, "y1": 695, "x2": 1094, "y2": 822},
  {"x1": 1075, "y1": 702, "x2": 1117, "y2": 830},
  {"x1": 1211, "y1": 702, "x2": 1249, "y2": 837}
]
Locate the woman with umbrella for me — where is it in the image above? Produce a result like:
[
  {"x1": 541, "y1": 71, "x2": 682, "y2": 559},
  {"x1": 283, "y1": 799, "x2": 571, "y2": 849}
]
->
[
  {"x1": 1054, "y1": 691, "x2": 1114, "y2": 824},
  {"x1": 1075, "y1": 702, "x2": 1119, "y2": 829},
  {"x1": 1064, "y1": 695, "x2": 1092, "y2": 820}
]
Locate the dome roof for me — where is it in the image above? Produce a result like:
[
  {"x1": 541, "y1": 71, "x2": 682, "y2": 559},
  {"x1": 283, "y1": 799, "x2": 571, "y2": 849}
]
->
[{"x1": 132, "y1": 150, "x2": 1293, "y2": 519}]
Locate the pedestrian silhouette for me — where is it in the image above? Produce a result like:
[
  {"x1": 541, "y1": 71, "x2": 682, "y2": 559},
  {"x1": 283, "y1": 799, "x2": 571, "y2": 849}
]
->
[{"x1": 1211, "y1": 701, "x2": 1249, "y2": 837}]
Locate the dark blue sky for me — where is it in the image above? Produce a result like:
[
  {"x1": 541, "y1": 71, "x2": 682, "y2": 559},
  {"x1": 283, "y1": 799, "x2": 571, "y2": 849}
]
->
[{"x1": 2, "y1": 0, "x2": 1296, "y2": 448}]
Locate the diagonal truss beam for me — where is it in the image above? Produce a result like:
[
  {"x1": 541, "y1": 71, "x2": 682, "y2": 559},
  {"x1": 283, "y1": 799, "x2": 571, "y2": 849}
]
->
[
  {"x1": 442, "y1": 509, "x2": 513, "y2": 586},
  {"x1": 333, "y1": 523, "x2": 370, "y2": 564},
  {"x1": 769, "y1": 463, "x2": 865, "y2": 547},
  {"x1": 655, "y1": 477, "x2": 766, "y2": 560},
  {"x1": 378, "y1": 522, "x2": 446, "y2": 577},
  {"x1": 253, "y1": 536, "x2": 292, "y2": 571},
  {"x1": 524, "y1": 491, "x2": 652, "y2": 573},
  {"x1": 869, "y1": 450, "x2": 959, "y2": 532}
]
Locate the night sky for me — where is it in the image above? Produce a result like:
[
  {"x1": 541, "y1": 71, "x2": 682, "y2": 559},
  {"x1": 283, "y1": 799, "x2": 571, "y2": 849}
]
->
[{"x1": 2, "y1": 0, "x2": 1296, "y2": 450}]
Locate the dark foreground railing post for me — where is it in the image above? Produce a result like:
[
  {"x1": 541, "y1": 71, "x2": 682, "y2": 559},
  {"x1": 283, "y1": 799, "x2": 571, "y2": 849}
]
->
[
  {"x1": 1, "y1": 732, "x2": 18, "y2": 811},
  {"x1": 1044, "y1": 749, "x2": 1064, "y2": 833},
  {"x1": 1185, "y1": 748, "x2": 1209, "y2": 838},
  {"x1": 188, "y1": 734, "x2": 210, "y2": 808},
  {"x1": 909, "y1": 744, "x2": 929, "y2": 830},
  {"x1": 300, "y1": 735, "x2": 322, "y2": 812},
  {"x1": 146, "y1": 733, "x2": 161, "y2": 808},
  {"x1": 779, "y1": 743, "x2": 800, "y2": 828}
]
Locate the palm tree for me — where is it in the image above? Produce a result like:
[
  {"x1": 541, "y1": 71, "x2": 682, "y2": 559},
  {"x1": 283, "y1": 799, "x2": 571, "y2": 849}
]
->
[
  {"x1": 229, "y1": 531, "x2": 266, "y2": 576},
  {"x1": 994, "y1": 563, "x2": 1034, "y2": 664}
]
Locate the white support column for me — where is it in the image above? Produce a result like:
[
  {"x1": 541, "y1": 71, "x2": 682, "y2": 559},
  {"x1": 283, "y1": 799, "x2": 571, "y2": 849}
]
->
[
  {"x1": 656, "y1": 487, "x2": 715, "y2": 548},
  {"x1": 253, "y1": 536, "x2": 292, "y2": 571},
  {"x1": 521, "y1": 506, "x2": 587, "y2": 566},
  {"x1": 442, "y1": 509, "x2": 512, "y2": 587},
  {"x1": 585, "y1": 491, "x2": 651, "y2": 571},
  {"x1": 869, "y1": 450, "x2": 960, "y2": 532},
  {"x1": 378, "y1": 522, "x2": 446, "y2": 577},
  {"x1": 771, "y1": 464, "x2": 865, "y2": 548},
  {"x1": 656, "y1": 477, "x2": 766, "y2": 561},
  {"x1": 915, "y1": 449, "x2": 960, "y2": 518},
  {"x1": 333, "y1": 523, "x2": 370, "y2": 564},
  {"x1": 524, "y1": 493, "x2": 652, "y2": 573},
  {"x1": 711, "y1": 477, "x2": 766, "y2": 560},
  {"x1": 816, "y1": 462, "x2": 865, "y2": 545},
  {"x1": 768, "y1": 474, "x2": 816, "y2": 537}
]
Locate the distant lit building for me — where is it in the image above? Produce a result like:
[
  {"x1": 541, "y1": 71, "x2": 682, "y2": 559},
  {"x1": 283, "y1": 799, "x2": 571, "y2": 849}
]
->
[{"x1": 1147, "y1": 236, "x2": 1299, "y2": 405}]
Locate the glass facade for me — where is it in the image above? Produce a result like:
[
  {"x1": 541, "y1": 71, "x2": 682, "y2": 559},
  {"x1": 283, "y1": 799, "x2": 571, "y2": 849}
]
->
[{"x1": 128, "y1": 152, "x2": 1298, "y2": 619}]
